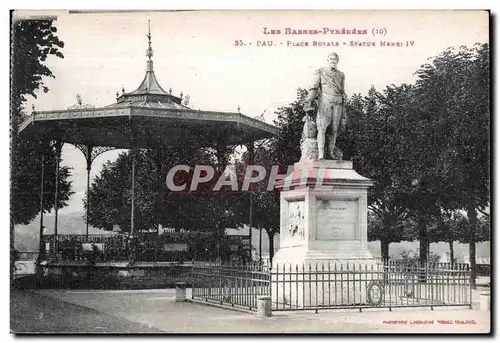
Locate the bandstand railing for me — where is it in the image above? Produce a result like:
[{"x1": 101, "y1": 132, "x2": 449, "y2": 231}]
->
[{"x1": 40, "y1": 233, "x2": 252, "y2": 263}]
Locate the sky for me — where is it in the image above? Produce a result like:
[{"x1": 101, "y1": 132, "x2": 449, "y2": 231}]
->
[{"x1": 12, "y1": 9, "x2": 489, "y2": 214}]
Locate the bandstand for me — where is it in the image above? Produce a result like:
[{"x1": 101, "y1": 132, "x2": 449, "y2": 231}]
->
[{"x1": 18, "y1": 22, "x2": 277, "y2": 273}]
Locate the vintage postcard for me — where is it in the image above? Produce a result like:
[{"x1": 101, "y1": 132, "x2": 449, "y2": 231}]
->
[{"x1": 10, "y1": 9, "x2": 490, "y2": 334}]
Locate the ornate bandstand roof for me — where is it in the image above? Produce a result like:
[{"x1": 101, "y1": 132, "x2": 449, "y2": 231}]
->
[{"x1": 19, "y1": 22, "x2": 277, "y2": 149}]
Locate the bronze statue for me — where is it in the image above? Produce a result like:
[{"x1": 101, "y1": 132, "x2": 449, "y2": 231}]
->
[{"x1": 303, "y1": 52, "x2": 347, "y2": 160}]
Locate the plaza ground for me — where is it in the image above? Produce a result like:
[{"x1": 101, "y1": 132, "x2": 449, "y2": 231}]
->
[{"x1": 10, "y1": 285, "x2": 490, "y2": 334}]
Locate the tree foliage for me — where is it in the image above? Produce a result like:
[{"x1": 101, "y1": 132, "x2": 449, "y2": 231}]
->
[
  {"x1": 414, "y1": 44, "x2": 489, "y2": 213},
  {"x1": 342, "y1": 85, "x2": 419, "y2": 259},
  {"x1": 11, "y1": 19, "x2": 72, "y2": 226},
  {"x1": 11, "y1": 19, "x2": 64, "y2": 109},
  {"x1": 411, "y1": 44, "x2": 490, "y2": 284},
  {"x1": 11, "y1": 140, "x2": 73, "y2": 225},
  {"x1": 239, "y1": 142, "x2": 281, "y2": 261},
  {"x1": 270, "y1": 88, "x2": 309, "y2": 166},
  {"x1": 353, "y1": 44, "x2": 489, "y2": 265},
  {"x1": 86, "y1": 144, "x2": 246, "y2": 234}
]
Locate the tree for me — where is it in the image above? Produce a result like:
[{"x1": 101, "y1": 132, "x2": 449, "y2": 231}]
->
[
  {"x1": 270, "y1": 88, "x2": 309, "y2": 166},
  {"x1": 86, "y1": 142, "x2": 247, "y2": 236},
  {"x1": 88, "y1": 147, "x2": 205, "y2": 232},
  {"x1": 11, "y1": 140, "x2": 73, "y2": 225},
  {"x1": 348, "y1": 85, "x2": 417, "y2": 260},
  {"x1": 413, "y1": 44, "x2": 490, "y2": 287},
  {"x1": 428, "y1": 210, "x2": 490, "y2": 264},
  {"x1": 237, "y1": 142, "x2": 281, "y2": 262},
  {"x1": 11, "y1": 19, "x2": 71, "y2": 280},
  {"x1": 11, "y1": 19, "x2": 71, "y2": 223},
  {"x1": 365, "y1": 45, "x2": 490, "y2": 271},
  {"x1": 368, "y1": 212, "x2": 415, "y2": 259},
  {"x1": 427, "y1": 211, "x2": 465, "y2": 263}
]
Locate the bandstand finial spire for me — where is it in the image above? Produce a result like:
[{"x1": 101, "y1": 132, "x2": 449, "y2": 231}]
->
[
  {"x1": 146, "y1": 20, "x2": 154, "y2": 71},
  {"x1": 127, "y1": 20, "x2": 169, "y2": 96}
]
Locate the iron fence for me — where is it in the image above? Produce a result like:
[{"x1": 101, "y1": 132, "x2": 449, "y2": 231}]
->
[
  {"x1": 191, "y1": 262, "x2": 271, "y2": 310},
  {"x1": 191, "y1": 260, "x2": 471, "y2": 312}
]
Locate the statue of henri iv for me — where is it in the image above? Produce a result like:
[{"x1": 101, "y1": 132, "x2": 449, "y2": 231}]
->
[{"x1": 301, "y1": 52, "x2": 347, "y2": 161}]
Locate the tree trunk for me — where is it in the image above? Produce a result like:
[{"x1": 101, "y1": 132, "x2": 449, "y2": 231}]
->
[
  {"x1": 215, "y1": 223, "x2": 221, "y2": 262},
  {"x1": 380, "y1": 238, "x2": 390, "y2": 285},
  {"x1": 448, "y1": 239, "x2": 454, "y2": 265},
  {"x1": 380, "y1": 239, "x2": 390, "y2": 262},
  {"x1": 418, "y1": 216, "x2": 428, "y2": 283},
  {"x1": 419, "y1": 217, "x2": 428, "y2": 266},
  {"x1": 467, "y1": 205, "x2": 477, "y2": 290},
  {"x1": 267, "y1": 230, "x2": 275, "y2": 265}
]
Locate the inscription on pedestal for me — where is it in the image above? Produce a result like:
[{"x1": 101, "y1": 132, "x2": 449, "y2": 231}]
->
[{"x1": 316, "y1": 199, "x2": 358, "y2": 240}]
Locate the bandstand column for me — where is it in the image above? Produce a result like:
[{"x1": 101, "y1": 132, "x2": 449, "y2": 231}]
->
[
  {"x1": 215, "y1": 140, "x2": 228, "y2": 261},
  {"x1": 259, "y1": 223, "x2": 262, "y2": 263},
  {"x1": 85, "y1": 146, "x2": 92, "y2": 238},
  {"x1": 37, "y1": 155, "x2": 45, "y2": 268},
  {"x1": 53, "y1": 141, "x2": 62, "y2": 258},
  {"x1": 154, "y1": 147, "x2": 163, "y2": 235},
  {"x1": 246, "y1": 140, "x2": 255, "y2": 262},
  {"x1": 75, "y1": 143, "x2": 116, "y2": 238},
  {"x1": 130, "y1": 147, "x2": 137, "y2": 237}
]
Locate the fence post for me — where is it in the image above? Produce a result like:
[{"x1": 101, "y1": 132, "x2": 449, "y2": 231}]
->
[
  {"x1": 270, "y1": 263, "x2": 275, "y2": 308},
  {"x1": 358, "y1": 263, "x2": 362, "y2": 312},
  {"x1": 315, "y1": 263, "x2": 318, "y2": 314}
]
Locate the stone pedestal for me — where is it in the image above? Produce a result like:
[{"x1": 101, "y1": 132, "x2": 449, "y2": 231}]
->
[
  {"x1": 257, "y1": 296, "x2": 272, "y2": 317},
  {"x1": 480, "y1": 293, "x2": 490, "y2": 311},
  {"x1": 272, "y1": 160, "x2": 377, "y2": 307},
  {"x1": 175, "y1": 282, "x2": 187, "y2": 302}
]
